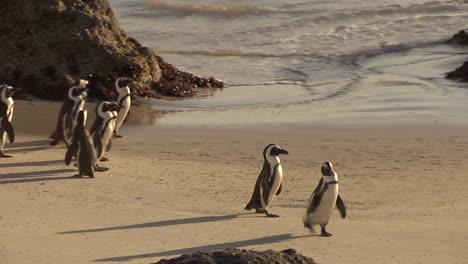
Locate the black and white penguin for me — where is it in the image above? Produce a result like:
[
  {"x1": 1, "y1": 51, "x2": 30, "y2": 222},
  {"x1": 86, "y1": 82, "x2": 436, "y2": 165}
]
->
[
  {"x1": 65, "y1": 110, "x2": 96, "y2": 178},
  {"x1": 113, "y1": 77, "x2": 132, "y2": 138},
  {"x1": 244, "y1": 144, "x2": 289, "y2": 217},
  {"x1": 90, "y1": 101, "x2": 118, "y2": 170},
  {"x1": 0, "y1": 85, "x2": 15, "y2": 157},
  {"x1": 50, "y1": 80, "x2": 88, "y2": 146},
  {"x1": 303, "y1": 162, "x2": 346, "y2": 237}
]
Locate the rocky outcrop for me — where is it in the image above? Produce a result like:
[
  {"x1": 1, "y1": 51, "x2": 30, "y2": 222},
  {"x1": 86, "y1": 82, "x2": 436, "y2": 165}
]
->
[
  {"x1": 153, "y1": 248, "x2": 318, "y2": 264},
  {"x1": 448, "y1": 29, "x2": 468, "y2": 45},
  {"x1": 446, "y1": 61, "x2": 468, "y2": 81},
  {"x1": 0, "y1": 0, "x2": 222, "y2": 100},
  {"x1": 446, "y1": 30, "x2": 468, "y2": 82}
]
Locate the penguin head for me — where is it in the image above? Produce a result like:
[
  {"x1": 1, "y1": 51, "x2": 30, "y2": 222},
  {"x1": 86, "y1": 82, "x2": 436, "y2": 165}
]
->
[
  {"x1": 69, "y1": 86, "x2": 88, "y2": 99},
  {"x1": 321, "y1": 162, "x2": 335, "y2": 176},
  {"x1": 97, "y1": 101, "x2": 119, "y2": 116},
  {"x1": 78, "y1": 79, "x2": 89, "y2": 88},
  {"x1": 1, "y1": 85, "x2": 15, "y2": 100},
  {"x1": 115, "y1": 77, "x2": 132, "y2": 91},
  {"x1": 263, "y1": 144, "x2": 288, "y2": 160},
  {"x1": 104, "y1": 101, "x2": 119, "y2": 112}
]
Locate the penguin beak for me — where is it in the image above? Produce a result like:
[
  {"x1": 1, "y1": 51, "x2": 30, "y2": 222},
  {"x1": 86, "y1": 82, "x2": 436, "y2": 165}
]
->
[{"x1": 279, "y1": 149, "x2": 289, "y2": 155}]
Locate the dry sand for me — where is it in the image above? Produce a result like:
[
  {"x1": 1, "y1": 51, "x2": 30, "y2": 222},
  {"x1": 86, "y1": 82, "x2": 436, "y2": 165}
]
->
[{"x1": 1, "y1": 100, "x2": 468, "y2": 264}]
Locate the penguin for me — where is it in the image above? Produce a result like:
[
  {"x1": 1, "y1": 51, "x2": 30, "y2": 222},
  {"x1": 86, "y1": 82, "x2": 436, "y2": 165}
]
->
[
  {"x1": 0, "y1": 85, "x2": 15, "y2": 157},
  {"x1": 244, "y1": 144, "x2": 289, "y2": 217},
  {"x1": 303, "y1": 162, "x2": 346, "y2": 237},
  {"x1": 113, "y1": 77, "x2": 132, "y2": 138},
  {"x1": 50, "y1": 80, "x2": 88, "y2": 146},
  {"x1": 65, "y1": 110, "x2": 96, "y2": 178},
  {"x1": 90, "y1": 101, "x2": 118, "y2": 170}
]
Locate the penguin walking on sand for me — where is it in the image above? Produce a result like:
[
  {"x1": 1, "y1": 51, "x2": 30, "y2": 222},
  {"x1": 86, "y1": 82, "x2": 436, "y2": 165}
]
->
[
  {"x1": 50, "y1": 80, "x2": 88, "y2": 146},
  {"x1": 303, "y1": 162, "x2": 346, "y2": 237},
  {"x1": 0, "y1": 85, "x2": 15, "y2": 157},
  {"x1": 245, "y1": 144, "x2": 289, "y2": 217},
  {"x1": 90, "y1": 101, "x2": 118, "y2": 170},
  {"x1": 113, "y1": 77, "x2": 132, "y2": 138},
  {"x1": 65, "y1": 110, "x2": 96, "y2": 178}
]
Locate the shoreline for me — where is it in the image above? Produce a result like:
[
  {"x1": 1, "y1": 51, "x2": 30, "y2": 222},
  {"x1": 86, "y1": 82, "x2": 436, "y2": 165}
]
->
[{"x1": 2, "y1": 101, "x2": 468, "y2": 264}]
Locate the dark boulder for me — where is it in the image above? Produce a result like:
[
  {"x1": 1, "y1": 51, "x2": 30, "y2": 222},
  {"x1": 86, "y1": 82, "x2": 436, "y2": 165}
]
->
[
  {"x1": 446, "y1": 30, "x2": 468, "y2": 82},
  {"x1": 446, "y1": 61, "x2": 468, "y2": 81},
  {"x1": 153, "y1": 248, "x2": 318, "y2": 264},
  {"x1": 448, "y1": 29, "x2": 468, "y2": 45},
  {"x1": 0, "y1": 0, "x2": 222, "y2": 100}
]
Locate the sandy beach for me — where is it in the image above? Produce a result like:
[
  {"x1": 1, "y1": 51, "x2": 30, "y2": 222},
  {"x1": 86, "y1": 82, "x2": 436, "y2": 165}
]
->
[{"x1": 1, "y1": 100, "x2": 468, "y2": 264}]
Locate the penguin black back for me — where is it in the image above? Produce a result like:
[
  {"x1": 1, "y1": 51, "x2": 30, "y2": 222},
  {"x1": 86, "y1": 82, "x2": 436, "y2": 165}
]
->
[{"x1": 65, "y1": 110, "x2": 96, "y2": 178}]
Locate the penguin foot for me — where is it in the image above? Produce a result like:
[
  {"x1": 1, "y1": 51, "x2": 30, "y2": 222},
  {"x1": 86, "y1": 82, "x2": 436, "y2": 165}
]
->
[
  {"x1": 255, "y1": 208, "x2": 267, "y2": 214},
  {"x1": 266, "y1": 213, "x2": 280, "y2": 218},
  {"x1": 49, "y1": 139, "x2": 61, "y2": 146},
  {"x1": 320, "y1": 226, "x2": 332, "y2": 237},
  {"x1": 95, "y1": 166, "x2": 109, "y2": 172},
  {"x1": 100, "y1": 157, "x2": 109, "y2": 162},
  {"x1": 303, "y1": 221, "x2": 312, "y2": 229},
  {"x1": 0, "y1": 153, "x2": 13, "y2": 158}
]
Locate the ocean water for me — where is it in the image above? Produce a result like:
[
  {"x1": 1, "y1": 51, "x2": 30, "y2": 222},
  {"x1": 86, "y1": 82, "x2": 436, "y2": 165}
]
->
[{"x1": 109, "y1": 0, "x2": 468, "y2": 126}]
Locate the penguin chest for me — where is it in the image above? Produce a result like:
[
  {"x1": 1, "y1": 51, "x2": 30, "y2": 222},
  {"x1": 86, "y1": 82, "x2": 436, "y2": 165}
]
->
[
  {"x1": 265, "y1": 165, "x2": 283, "y2": 206},
  {"x1": 6, "y1": 98, "x2": 13, "y2": 121},
  {"x1": 270, "y1": 166, "x2": 283, "y2": 195},
  {"x1": 115, "y1": 97, "x2": 131, "y2": 128},
  {"x1": 101, "y1": 119, "x2": 114, "y2": 145},
  {"x1": 72, "y1": 99, "x2": 84, "y2": 116},
  {"x1": 308, "y1": 184, "x2": 339, "y2": 225}
]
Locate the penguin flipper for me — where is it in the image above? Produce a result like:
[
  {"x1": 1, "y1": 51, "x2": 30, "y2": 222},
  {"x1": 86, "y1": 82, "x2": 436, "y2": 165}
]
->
[
  {"x1": 276, "y1": 183, "x2": 282, "y2": 195},
  {"x1": 50, "y1": 100, "x2": 73, "y2": 139},
  {"x1": 260, "y1": 176, "x2": 272, "y2": 207},
  {"x1": 89, "y1": 119, "x2": 99, "y2": 135},
  {"x1": 336, "y1": 194, "x2": 347, "y2": 219},
  {"x1": 307, "y1": 179, "x2": 324, "y2": 214},
  {"x1": 1, "y1": 117, "x2": 15, "y2": 143},
  {"x1": 62, "y1": 113, "x2": 73, "y2": 147},
  {"x1": 65, "y1": 142, "x2": 78, "y2": 166},
  {"x1": 245, "y1": 164, "x2": 270, "y2": 210},
  {"x1": 93, "y1": 132, "x2": 103, "y2": 159},
  {"x1": 105, "y1": 139, "x2": 112, "y2": 152}
]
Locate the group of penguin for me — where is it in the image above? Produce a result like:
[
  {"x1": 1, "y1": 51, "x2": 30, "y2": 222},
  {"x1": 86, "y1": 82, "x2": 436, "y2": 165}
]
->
[
  {"x1": 0, "y1": 77, "x2": 132, "y2": 178},
  {"x1": 244, "y1": 144, "x2": 346, "y2": 237},
  {"x1": 1, "y1": 81, "x2": 346, "y2": 237}
]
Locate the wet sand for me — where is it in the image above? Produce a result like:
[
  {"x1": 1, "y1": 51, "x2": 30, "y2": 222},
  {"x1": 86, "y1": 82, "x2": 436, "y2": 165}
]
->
[{"x1": 1, "y1": 100, "x2": 468, "y2": 264}]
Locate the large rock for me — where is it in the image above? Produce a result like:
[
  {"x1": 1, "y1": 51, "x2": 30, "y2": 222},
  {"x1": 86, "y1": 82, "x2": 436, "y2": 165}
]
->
[
  {"x1": 448, "y1": 29, "x2": 468, "y2": 45},
  {"x1": 446, "y1": 29, "x2": 468, "y2": 82},
  {"x1": 446, "y1": 61, "x2": 468, "y2": 81},
  {"x1": 0, "y1": 0, "x2": 222, "y2": 100},
  {"x1": 153, "y1": 248, "x2": 318, "y2": 264}
]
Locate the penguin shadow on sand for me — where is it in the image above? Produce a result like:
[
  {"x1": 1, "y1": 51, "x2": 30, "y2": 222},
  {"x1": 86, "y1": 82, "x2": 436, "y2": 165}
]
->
[
  {"x1": 57, "y1": 214, "x2": 243, "y2": 235},
  {"x1": 0, "y1": 159, "x2": 63, "y2": 168},
  {"x1": 94, "y1": 233, "x2": 308, "y2": 262},
  {"x1": 3, "y1": 139, "x2": 51, "y2": 154},
  {"x1": 0, "y1": 168, "x2": 79, "y2": 184}
]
